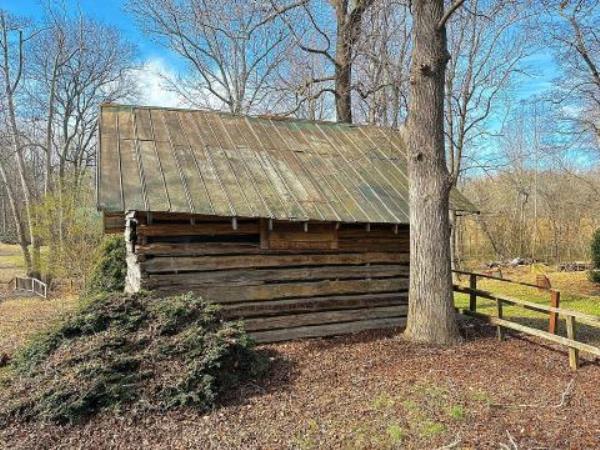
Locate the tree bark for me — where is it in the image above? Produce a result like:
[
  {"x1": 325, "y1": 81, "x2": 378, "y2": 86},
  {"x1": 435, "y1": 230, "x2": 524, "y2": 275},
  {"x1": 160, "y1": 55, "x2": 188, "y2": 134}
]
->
[
  {"x1": 0, "y1": 165, "x2": 32, "y2": 272},
  {"x1": 335, "y1": 39, "x2": 353, "y2": 123},
  {"x1": 404, "y1": 0, "x2": 461, "y2": 345}
]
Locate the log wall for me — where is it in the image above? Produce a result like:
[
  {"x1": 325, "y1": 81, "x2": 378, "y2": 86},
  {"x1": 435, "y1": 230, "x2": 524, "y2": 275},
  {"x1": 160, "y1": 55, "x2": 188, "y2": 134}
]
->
[{"x1": 124, "y1": 211, "x2": 409, "y2": 343}]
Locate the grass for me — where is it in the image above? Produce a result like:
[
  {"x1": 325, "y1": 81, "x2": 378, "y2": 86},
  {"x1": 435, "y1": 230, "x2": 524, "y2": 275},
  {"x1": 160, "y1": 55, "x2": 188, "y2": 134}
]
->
[
  {"x1": 454, "y1": 266, "x2": 600, "y2": 344},
  {"x1": 0, "y1": 243, "x2": 25, "y2": 283}
]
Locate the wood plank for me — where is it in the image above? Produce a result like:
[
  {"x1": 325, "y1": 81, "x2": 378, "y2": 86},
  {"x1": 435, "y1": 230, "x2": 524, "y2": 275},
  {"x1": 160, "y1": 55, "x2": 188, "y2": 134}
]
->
[
  {"x1": 287, "y1": 122, "x2": 365, "y2": 222},
  {"x1": 197, "y1": 112, "x2": 254, "y2": 217},
  {"x1": 223, "y1": 148, "x2": 272, "y2": 217},
  {"x1": 269, "y1": 231, "x2": 336, "y2": 242},
  {"x1": 566, "y1": 316, "x2": 579, "y2": 371},
  {"x1": 271, "y1": 121, "x2": 342, "y2": 222},
  {"x1": 158, "y1": 277, "x2": 409, "y2": 302},
  {"x1": 99, "y1": 108, "x2": 123, "y2": 210},
  {"x1": 137, "y1": 242, "x2": 262, "y2": 256},
  {"x1": 268, "y1": 240, "x2": 338, "y2": 250},
  {"x1": 152, "y1": 114, "x2": 190, "y2": 211},
  {"x1": 338, "y1": 227, "x2": 409, "y2": 239},
  {"x1": 461, "y1": 309, "x2": 600, "y2": 357},
  {"x1": 137, "y1": 221, "x2": 259, "y2": 237},
  {"x1": 172, "y1": 144, "x2": 213, "y2": 214},
  {"x1": 237, "y1": 148, "x2": 290, "y2": 219},
  {"x1": 211, "y1": 115, "x2": 275, "y2": 218},
  {"x1": 339, "y1": 240, "x2": 409, "y2": 252},
  {"x1": 243, "y1": 118, "x2": 328, "y2": 220},
  {"x1": 317, "y1": 124, "x2": 396, "y2": 222},
  {"x1": 145, "y1": 264, "x2": 409, "y2": 285},
  {"x1": 208, "y1": 147, "x2": 255, "y2": 218},
  {"x1": 192, "y1": 146, "x2": 235, "y2": 217},
  {"x1": 138, "y1": 141, "x2": 170, "y2": 211},
  {"x1": 134, "y1": 108, "x2": 154, "y2": 141},
  {"x1": 242, "y1": 305, "x2": 408, "y2": 331},
  {"x1": 340, "y1": 126, "x2": 410, "y2": 220},
  {"x1": 143, "y1": 252, "x2": 410, "y2": 272},
  {"x1": 117, "y1": 109, "x2": 135, "y2": 140},
  {"x1": 222, "y1": 292, "x2": 408, "y2": 318},
  {"x1": 249, "y1": 317, "x2": 406, "y2": 343},
  {"x1": 181, "y1": 112, "x2": 235, "y2": 217},
  {"x1": 118, "y1": 139, "x2": 145, "y2": 210},
  {"x1": 454, "y1": 285, "x2": 600, "y2": 328}
]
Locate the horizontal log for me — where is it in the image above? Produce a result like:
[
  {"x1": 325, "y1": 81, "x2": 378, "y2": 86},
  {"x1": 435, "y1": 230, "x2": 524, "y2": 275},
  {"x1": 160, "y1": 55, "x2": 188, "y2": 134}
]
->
[
  {"x1": 242, "y1": 305, "x2": 408, "y2": 331},
  {"x1": 221, "y1": 292, "x2": 408, "y2": 318},
  {"x1": 137, "y1": 222, "x2": 259, "y2": 237},
  {"x1": 461, "y1": 309, "x2": 600, "y2": 357},
  {"x1": 146, "y1": 264, "x2": 409, "y2": 287},
  {"x1": 249, "y1": 316, "x2": 407, "y2": 343},
  {"x1": 338, "y1": 228, "x2": 409, "y2": 239},
  {"x1": 269, "y1": 231, "x2": 335, "y2": 242},
  {"x1": 143, "y1": 252, "x2": 409, "y2": 273},
  {"x1": 270, "y1": 222, "x2": 336, "y2": 233},
  {"x1": 268, "y1": 240, "x2": 338, "y2": 250},
  {"x1": 137, "y1": 242, "x2": 262, "y2": 257},
  {"x1": 135, "y1": 212, "x2": 243, "y2": 223},
  {"x1": 156, "y1": 277, "x2": 409, "y2": 302}
]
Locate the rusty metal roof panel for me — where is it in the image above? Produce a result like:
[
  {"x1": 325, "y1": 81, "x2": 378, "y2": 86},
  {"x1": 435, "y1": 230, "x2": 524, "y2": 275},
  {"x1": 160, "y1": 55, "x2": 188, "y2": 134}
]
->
[{"x1": 97, "y1": 105, "x2": 478, "y2": 223}]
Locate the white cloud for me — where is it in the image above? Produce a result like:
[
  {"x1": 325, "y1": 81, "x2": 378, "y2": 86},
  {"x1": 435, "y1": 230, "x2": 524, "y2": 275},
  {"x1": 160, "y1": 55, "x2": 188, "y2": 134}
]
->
[{"x1": 132, "y1": 58, "x2": 184, "y2": 108}]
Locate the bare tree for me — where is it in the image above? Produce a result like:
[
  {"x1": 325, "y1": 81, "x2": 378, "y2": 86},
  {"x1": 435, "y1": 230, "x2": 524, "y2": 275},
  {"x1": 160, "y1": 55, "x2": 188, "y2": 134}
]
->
[
  {"x1": 444, "y1": 0, "x2": 532, "y2": 269},
  {"x1": 272, "y1": 0, "x2": 377, "y2": 123},
  {"x1": 543, "y1": 0, "x2": 599, "y2": 152},
  {"x1": 354, "y1": 0, "x2": 412, "y2": 127},
  {"x1": 127, "y1": 0, "x2": 305, "y2": 114},
  {"x1": 0, "y1": 11, "x2": 41, "y2": 275},
  {"x1": 403, "y1": 0, "x2": 466, "y2": 345}
]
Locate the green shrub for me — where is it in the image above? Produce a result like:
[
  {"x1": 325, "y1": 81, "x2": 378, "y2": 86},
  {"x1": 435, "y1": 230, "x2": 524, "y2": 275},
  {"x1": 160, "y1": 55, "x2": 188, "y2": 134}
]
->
[
  {"x1": 5, "y1": 292, "x2": 268, "y2": 424},
  {"x1": 85, "y1": 235, "x2": 127, "y2": 295},
  {"x1": 589, "y1": 229, "x2": 600, "y2": 283}
]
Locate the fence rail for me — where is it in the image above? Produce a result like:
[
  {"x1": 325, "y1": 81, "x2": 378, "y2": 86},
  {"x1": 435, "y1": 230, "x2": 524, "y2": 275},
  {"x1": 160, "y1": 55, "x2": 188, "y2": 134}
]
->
[
  {"x1": 12, "y1": 276, "x2": 48, "y2": 298},
  {"x1": 453, "y1": 270, "x2": 600, "y2": 371}
]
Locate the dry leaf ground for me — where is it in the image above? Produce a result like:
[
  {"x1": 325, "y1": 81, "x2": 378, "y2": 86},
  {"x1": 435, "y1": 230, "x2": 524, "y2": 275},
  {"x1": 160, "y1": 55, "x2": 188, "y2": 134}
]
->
[
  {"x1": 1, "y1": 325, "x2": 599, "y2": 449},
  {"x1": 0, "y1": 246, "x2": 599, "y2": 449}
]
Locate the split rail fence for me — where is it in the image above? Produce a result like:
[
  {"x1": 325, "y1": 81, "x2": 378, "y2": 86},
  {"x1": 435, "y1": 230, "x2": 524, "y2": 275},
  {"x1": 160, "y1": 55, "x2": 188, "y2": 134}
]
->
[{"x1": 453, "y1": 270, "x2": 600, "y2": 371}]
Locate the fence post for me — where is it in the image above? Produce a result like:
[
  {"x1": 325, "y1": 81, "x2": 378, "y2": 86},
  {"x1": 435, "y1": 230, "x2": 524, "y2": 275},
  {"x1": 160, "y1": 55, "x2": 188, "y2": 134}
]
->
[
  {"x1": 549, "y1": 290, "x2": 560, "y2": 335},
  {"x1": 469, "y1": 274, "x2": 477, "y2": 312},
  {"x1": 565, "y1": 316, "x2": 579, "y2": 371},
  {"x1": 496, "y1": 299, "x2": 504, "y2": 341}
]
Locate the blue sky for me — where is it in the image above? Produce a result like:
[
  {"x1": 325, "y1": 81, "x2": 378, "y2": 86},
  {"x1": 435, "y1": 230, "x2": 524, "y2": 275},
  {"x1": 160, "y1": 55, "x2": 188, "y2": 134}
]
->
[{"x1": 1, "y1": 0, "x2": 557, "y2": 106}]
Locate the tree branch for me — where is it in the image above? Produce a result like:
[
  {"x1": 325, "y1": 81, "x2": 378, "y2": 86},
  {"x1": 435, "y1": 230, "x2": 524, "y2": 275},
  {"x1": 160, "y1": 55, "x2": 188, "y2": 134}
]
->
[{"x1": 437, "y1": 0, "x2": 467, "y2": 31}]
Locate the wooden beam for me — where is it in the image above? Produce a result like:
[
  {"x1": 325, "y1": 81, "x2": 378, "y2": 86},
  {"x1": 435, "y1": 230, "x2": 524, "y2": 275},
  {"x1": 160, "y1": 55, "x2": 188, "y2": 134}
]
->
[
  {"x1": 157, "y1": 277, "x2": 410, "y2": 302},
  {"x1": 453, "y1": 285, "x2": 600, "y2": 328},
  {"x1": 461, "y1": 309, "x2": 600, "y2": 358},
  {"x1": 242, "y1": 305, "x2": 408, "y2": 332},
  {"x1": 144, "y1": 252, "x2": 410, "y2": 273},
  {"x1": 549, "y1": 290, "x2": 560, "y2": 334},
  {"x1": 146, "y1": 264, "x2": 409, "y2": 287},
  {"x1": 221, "y1": 292, "x2": 408, "y2": 318},
  {"x1": 249, "y1": 317, "x2": 407, "y2": 343},
  {"x1": 566, "y1": 316, "x2": 579, "y2": 371}
]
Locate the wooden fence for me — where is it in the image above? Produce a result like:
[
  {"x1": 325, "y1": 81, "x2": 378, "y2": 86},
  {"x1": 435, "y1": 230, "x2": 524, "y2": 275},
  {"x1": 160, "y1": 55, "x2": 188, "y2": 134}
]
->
[
  {"x1": 453, "y1": 270, "x2": 600, "y2": 371},
  {"x1": 12, "y1": 276, "x2": 48, "y2": 298}
]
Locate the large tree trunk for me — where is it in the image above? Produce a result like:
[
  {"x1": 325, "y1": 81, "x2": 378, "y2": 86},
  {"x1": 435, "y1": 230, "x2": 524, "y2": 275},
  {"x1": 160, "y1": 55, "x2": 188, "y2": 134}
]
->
[{"x1": 404, "y1": 0, "x2": 461, "y2": 345}]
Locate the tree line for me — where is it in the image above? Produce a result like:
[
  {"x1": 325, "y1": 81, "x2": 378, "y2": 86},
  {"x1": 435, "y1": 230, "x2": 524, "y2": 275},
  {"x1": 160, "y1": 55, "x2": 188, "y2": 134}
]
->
[{"x1": 0, "y1": 1, "x2": 598, "y2": 334}]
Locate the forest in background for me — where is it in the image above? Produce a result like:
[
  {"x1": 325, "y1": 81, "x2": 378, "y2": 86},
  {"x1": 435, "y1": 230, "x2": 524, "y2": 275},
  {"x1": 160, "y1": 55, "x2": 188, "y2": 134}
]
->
[{"x1": 0, "y1": 0, "x2": 598, "y2": 280}]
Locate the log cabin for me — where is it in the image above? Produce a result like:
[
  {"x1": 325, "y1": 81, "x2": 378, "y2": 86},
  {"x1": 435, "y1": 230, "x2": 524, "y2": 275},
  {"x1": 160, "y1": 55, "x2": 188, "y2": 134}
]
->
[{"x1": 97, "y1": 104, "x2": 476, "y2": 343}]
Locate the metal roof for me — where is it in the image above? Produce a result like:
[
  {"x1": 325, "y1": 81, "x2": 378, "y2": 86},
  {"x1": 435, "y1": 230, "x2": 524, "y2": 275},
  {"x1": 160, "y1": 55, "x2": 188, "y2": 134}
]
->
[{"x1": 97, "y1": 104, "x2": 476, "y2": 224}]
